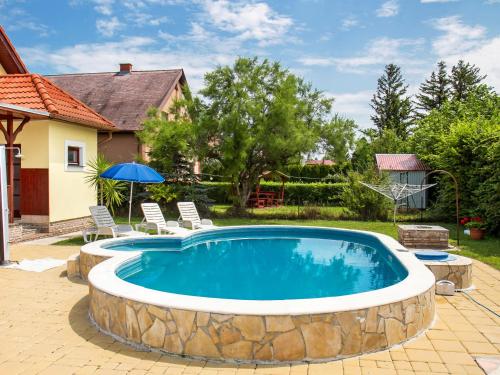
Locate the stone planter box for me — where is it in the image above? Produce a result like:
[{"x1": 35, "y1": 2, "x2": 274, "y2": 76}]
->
[
  {"x1": 398, "y1": 225, "x2": 449, "y2": 249},
  {"x1": 423, "y1": 255, "x2": 472, "y2": 290}
]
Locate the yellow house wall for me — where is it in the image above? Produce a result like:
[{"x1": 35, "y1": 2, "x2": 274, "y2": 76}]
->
[
  {"x1": 48, "y1": 121, "x2": 97, "y2": 222},
  {"x1": 0, "y1": 63, "x2": 7, "y2": 75},
  {"x1": 14, "y1": 120, "x2": 50, "y2": 168}
]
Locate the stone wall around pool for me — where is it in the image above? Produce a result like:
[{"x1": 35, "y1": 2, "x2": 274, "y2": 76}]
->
[
  {"x1": 79, "y1": 252, "x2": 111, "y2": 280},
  {"x1": 89, "y1": 285, "x2": 435, "y2": 363}
]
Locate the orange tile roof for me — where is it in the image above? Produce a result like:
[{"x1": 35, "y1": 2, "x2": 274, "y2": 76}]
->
[{"x1": 0, "y1": 74, "x2": 115, "y2": 130}]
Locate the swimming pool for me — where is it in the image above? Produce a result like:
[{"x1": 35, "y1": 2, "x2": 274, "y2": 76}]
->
[
  {"x1": 85, "y1": 226, "x2": 435, "y2": 362},
  {"x1": 112, "y1": 227, "x2": 408, "y2": 300}
]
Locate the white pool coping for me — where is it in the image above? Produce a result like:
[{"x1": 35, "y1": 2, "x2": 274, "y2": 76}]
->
[{"x1": 86, "y1": 225, "x2": 436, "y2": 316}]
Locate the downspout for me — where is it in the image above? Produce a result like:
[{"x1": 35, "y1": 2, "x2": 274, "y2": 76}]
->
[{"x1": 98, "y1": 131, "x2": 113, "y2": 146}]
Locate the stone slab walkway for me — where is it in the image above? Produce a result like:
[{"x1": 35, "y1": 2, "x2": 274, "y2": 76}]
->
[
  {"x1": 0, "y1": 244, "x2": 499, "y2": 375},
  {"x1": 21, "y1": 231, "x2": 81, "y2": 246}
]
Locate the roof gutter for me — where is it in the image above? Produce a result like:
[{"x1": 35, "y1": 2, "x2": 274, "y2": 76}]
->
[{"x1": 0, "y1": 102, "x2": 49, "y2": 118}]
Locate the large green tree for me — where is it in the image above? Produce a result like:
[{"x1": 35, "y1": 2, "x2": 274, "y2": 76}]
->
[
  {"x1": 198, "y1": 57, "x2": 332, "y2": 209},
  {"x1": 371, "y1": 64, "x2": 413, "y2": 139},
  {"x1": 450, "y1": 60, "x2": 486, "y2": 101},
  {"x1": 410, "y1": 85, "x2": 500, "y2": 234},
  {"x1": 320, "y1": 114, "x2": 357, "y2": 163},
  {"x1": 415, "y1": 61, "x2": 450, "y2": 115}
]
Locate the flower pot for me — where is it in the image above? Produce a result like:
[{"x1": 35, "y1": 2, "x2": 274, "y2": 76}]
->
[{"x1": 470, "y1": 228, "x2": 485, "y2": 240}]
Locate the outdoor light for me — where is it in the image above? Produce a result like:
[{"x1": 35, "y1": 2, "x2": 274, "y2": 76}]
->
[{"x1": 5, "y1": 146, "x2": 23, "y2": 159}]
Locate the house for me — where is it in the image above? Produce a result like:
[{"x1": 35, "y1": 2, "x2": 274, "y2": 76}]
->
[
  {"x1": 375, "y1": 153, "x2": 430, "y2": 209},
  {"x1": 48, "y1": 64, "x2": 187, "y2": 163},
  {"x1": 0, "y1": 26, "x2": 115, "y2": 239},
  {"x1": 305, "y1": 159, "x2": 335, "y2": 166}
]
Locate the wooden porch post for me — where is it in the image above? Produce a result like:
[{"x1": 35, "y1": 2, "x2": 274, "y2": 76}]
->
[
  {"x1": 6, "y1": 116, "x2": 14, "y2": 223},
  {"x1": 0, "y1": 114, "x2": 30, "y2": 223}
]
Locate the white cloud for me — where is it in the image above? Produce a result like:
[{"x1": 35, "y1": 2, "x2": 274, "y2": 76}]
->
[
  {"x1": 376, "y1": 0, "x2": 399, "y2": 17},
  {"x1": 341, "y1": 16, "x2": 359, "y2": 31},
  {"x1": 431, "y1": 16, "x2": 486, "y2": 56},
  {"x1": 428, "y1": 15, "x2": 500, "y2": 89},
  {"x1": 20, "y1": 36, "x2": 235, "y2": 93},
  {"x1": 327, "y1": 90, "x2": 374, "y2": 129},
  {"x1": 130, "y1": 12, "x2": 169, "y2": 26},
  {"x1": 298, "y1": 37, "x2": 425, "y2": 73},
  {"x1": 420, "y1": 0, "x2": 458, "y2": 3},
  {"x1": 1, "y1": 6, "x2": 52, "y2": 37},
  {"x1": 96, "y1": 16, "x2": 122, "y2": 36},
  {"x1": 202, "y1": 0, "x2": 294, "y2": 46},
  {"x1": 92, "y1": 0, "x2": 114, "y2": 15}
]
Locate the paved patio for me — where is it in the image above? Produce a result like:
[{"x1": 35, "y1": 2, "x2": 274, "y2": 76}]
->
[{"x1": 0, "y1": 244, "x2": 499, "y2": 375}]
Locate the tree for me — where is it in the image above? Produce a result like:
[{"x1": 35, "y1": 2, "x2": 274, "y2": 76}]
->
[
  {"x1": 198, "y1": 57, "x2": 332, "y2": 209},
  {"x1": 84, "y1": 154, "x2": 127, "y2": 214},
  {"x1": 450, "y1": 60, "x2": 486, "y2": 101},
  {"x1": 320, "y1": 114, "x2": 357, "y2": 163},
  {"x1": 371, "y1": 64, "x2": 413, "y2": 139},
  {"x1": 410, "y1": 85, "x2": 500, "y2": 234},
  {"x1": 351, "y1": 128, "x2": 406, "y2": 172},
  {"x1": 415, "y1": 61, "x2": 450, "y2": 115}
]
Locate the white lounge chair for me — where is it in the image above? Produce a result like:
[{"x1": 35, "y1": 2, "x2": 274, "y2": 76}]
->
[
  {"x1": 177, "y1": 201, "x2": 216, "y2": 230},
  {"x1": 140, "y1": 203, "x2": 190, "y2": 235},
  {"x1": 87, "y1": 206, "x2": 147, "y2": 242}
]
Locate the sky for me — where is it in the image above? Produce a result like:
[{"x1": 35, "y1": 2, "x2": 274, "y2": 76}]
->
[{"x1": 1, "y1": 0, "x2": 499, "y2": 129}]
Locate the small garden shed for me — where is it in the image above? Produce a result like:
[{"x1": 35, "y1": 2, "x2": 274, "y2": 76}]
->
[{"x1": 375, "y1": 154, "x2": 430, "y2": 209}]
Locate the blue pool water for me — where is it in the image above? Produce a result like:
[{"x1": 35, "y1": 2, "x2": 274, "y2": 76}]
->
[{"x1": 111, "y1": 227, "x2": 408, "y2": 300}]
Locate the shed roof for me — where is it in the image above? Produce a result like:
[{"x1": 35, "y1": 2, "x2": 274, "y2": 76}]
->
[
  {"x1": 0, "y1": 74, "x2": 115, "y2": 130},
  {"x1": 375, "y1": 154, "x2": 430, "y2": 171},
  {"x1": 47, "y1": 69, "x2": 186, "y2": 131}
]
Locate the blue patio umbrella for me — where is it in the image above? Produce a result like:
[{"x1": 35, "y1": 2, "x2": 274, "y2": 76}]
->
[{"x1": 100, "y1": 162, "x2": 165, "y2": 224}]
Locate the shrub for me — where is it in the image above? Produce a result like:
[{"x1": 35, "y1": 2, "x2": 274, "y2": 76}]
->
[
  {"x1": 201, "y1": 181, "x2": 348, "y2": 205},
  {"x1": 341, "y1": 171, "x2": 392, "y2": 221}
]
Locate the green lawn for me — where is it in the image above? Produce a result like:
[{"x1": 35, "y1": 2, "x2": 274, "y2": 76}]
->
[{"x1": 54, "y1": 215, "x2": 500, "y2": 270}]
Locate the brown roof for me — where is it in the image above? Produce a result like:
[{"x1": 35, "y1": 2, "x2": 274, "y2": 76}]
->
[
  {"x1": 305, "y1": 159, "x2": 335, "y2": 166},
  {"x1": 0, "y1": 74, "x2": 115, "y2": 130},
  {"x1": 0, "y1": 25, "x2": 29, "y2": 74},
  {"x1": 47, "y1": 69, "x2": 186, "y2": 131},
  {"x1": 375, "y1": 154, "x2": 429, "y2": 171}
]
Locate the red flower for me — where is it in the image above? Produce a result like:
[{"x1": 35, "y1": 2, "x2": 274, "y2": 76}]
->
[
  {"x1": 472, "y1": 217, "x2": 482, "y2": 222},
  {"x1": 460, "y1": 219, "x2": 465, "y2": 225}
]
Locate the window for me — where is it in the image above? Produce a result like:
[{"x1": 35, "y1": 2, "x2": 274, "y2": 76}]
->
[
  {"x1": 67, "y1": 146, "x2": 80, "y2": 166},
  {"x1": 64, "y1": 140, "x2": 86, "y2": 171}
]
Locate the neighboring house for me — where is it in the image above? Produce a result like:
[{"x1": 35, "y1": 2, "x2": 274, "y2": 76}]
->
[
  {"x1": 0, "y1": 26, "x2": 115, "y2": 239},
  {"x1": 48, "y1": 63, "x2": 187, "y2": 163},
  {"x1": 305, "y1": 159, "x2": 335, "y2": 166},
  {"x1": 375, "y1": 153, "x2": 430, "y2": 209}
]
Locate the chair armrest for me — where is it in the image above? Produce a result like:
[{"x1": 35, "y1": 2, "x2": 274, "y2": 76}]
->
[
  {"x1": 181, "y1": 220, "x2": 195, "y2": 229},
  {"x1": 116, "y1": 224, "x2": 134, "y2": 232},
  {"x1": 201, "y1": 219, "x2": 213, "y2": 226}
]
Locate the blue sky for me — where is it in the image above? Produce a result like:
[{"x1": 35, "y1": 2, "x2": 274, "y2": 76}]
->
[{"x1": 1, "y1": 0, "x2": 499, "y2": 128}]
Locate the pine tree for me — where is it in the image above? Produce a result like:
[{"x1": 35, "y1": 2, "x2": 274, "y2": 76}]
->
[
  {"x1": 450, "y1": 60, "x2": 486, "y2": 101},
  {"x1": 370, "y1": 64, "x2": 413, "y2": 140},
  {"x1": 415, "y1": 61, "x2": 450, "y2": 115}
]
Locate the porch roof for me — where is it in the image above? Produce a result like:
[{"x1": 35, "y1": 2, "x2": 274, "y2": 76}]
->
[{"x1": 0, "y1": 74, "x2": 115, "y2": 130}]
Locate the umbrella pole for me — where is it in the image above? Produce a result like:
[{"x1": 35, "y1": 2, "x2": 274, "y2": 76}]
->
[{"x1": 129, "y1": 182, "x2": 134, "y2": 225}]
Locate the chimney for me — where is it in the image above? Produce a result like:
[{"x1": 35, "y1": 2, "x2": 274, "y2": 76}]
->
[{"x1": 119, "y1": 63, "x2": 132, "y2": 74}]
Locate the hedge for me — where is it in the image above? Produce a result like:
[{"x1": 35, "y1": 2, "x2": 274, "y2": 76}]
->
[{"x1": 202, "y1": 181, "x2": 348, "y2": 205}]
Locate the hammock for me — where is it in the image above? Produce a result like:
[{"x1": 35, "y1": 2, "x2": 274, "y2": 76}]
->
[{"x1": 361, "y1": 182, "x2": 436, "y2": 223}]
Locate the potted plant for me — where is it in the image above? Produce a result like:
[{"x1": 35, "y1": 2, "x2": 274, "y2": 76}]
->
[{"x1": 465, "y1": 220, "x2": 486, "y2": 240}]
